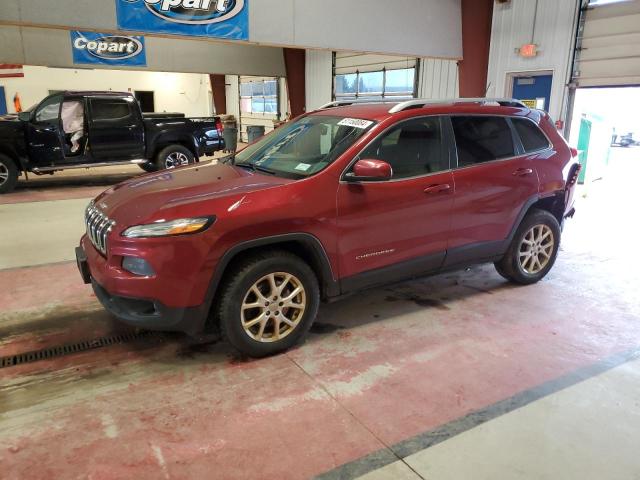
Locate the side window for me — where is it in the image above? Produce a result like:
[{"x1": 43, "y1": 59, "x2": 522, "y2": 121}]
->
[
  {"x1": 34, "y1": 96, "x2": 62, "y2": 123},
  {"x1": 91, "y1": 99, "x2": 134, "y2": 124},
  {"x1": 451, "y1": 116, "x2": 515, "y2": 167},
  {"x1": 512, "y1": 118, "x2": 550, "y2": 153},
  {"x1": 359, "y1": 117, "x2": 448, "y2": 179}
]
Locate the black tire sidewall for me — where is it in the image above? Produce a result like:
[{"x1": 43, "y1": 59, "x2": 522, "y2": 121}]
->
[
  {"x1": 139, "y1": 162, "x2": 159, "y2": 173},
  {"x1": 155, "y1": 145, "x2": 194, "y2": 170},
  {"x1": 0, "y1": 155, "x2": 19, "y2": 194},
  {"x1": 505, "y1": 210, "x2": 561, "y2": 284},
  {"x1": 220, "y1": 255, "x2": 320, "y2": 358}
]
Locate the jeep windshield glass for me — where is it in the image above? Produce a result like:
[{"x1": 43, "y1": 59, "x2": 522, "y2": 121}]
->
[{"x1": 232, "y1": 115, "x2": 376, "y2": 178}]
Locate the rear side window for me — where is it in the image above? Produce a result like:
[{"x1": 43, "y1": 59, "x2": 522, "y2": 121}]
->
[
  {"x1": 91, "y1": 99, "x2": 133, "y2": 123},
  {"x1": 512, "y1": 118, "x2": 550, "y2": 152},
  {"x1": 451, "y1": 116, "x2": 515, "y2": 167}
]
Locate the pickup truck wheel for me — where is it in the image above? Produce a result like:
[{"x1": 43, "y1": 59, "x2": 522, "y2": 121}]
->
[
  {"x1": 138, "y1": 162, "x2": 158, "y2": 173},
  {"x1": 156, "y1": 145, "x2": 194, "y2": 170},
  {"x1": 0, "y1": 154, "x2": 19, "y2": 194},
  {"x1": 495, "y1": 209, "x2": 561, "y2": 285},
  {"x1": 216, "y1": 250, "x2": 320, "y2": 358}
]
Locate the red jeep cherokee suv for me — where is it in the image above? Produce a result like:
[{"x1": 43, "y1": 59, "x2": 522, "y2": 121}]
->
[{"x1": 77, "y1": 98, "x2": 581, "y2": 357}]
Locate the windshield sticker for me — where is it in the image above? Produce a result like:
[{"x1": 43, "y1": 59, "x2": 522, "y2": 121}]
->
[
  {"x1": 338, "y1": 118, "x2": 374, "y2": 130},
  {"x1": 295, "y1": 163, "x2": 312, "y2": 172}
]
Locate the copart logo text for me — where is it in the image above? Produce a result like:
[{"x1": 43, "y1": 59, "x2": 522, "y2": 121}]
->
[
  {"x1": 73, "y1": 35, "x2": 143, "y2": 60},
  {"x1": 141, "y1": 0, "x2": 245, "y2": 24}
]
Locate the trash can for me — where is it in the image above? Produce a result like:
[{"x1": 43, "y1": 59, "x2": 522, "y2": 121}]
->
[
  {"x1": 246, "y1": 125, "x2": 265, "y2": 143},
  {"x1": 223, "y1": 127, "x2": 238, "y2": 153}
]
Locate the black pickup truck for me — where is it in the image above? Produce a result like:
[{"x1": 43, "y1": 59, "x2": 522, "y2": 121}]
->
[{"x1": 0, "y1": 91, "x2": 224, "y2": 193}]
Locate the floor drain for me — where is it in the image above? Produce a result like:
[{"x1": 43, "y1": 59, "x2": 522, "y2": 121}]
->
[{"x1": 0, "y1": 330, "x2": 162, "y2": 369}]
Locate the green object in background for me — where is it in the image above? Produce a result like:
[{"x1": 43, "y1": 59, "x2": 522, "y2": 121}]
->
[{"x1": 577, "y1": 117, "x2": 592, "y2": 185}]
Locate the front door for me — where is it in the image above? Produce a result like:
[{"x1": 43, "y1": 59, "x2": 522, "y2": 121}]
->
[
  {"x1": 26, "y1": 94, "x2": 65, "y2": 167},
  {"x1": 512, "y1": 74, "x2": 553, "y2": 112},
  {"x1": 337, "y1": 116, "x2": 455, "y2": 291},
  {"x1": 446, "y1": 115, "x2": 539, "y2": 266},
  {"x1": 88, "y1": 96, "x2": 144, "y2": 161}
]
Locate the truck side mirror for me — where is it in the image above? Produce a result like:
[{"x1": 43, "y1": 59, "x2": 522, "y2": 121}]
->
[{"x1": 18, "y1": 112, "x2": 31, "y2": 122}]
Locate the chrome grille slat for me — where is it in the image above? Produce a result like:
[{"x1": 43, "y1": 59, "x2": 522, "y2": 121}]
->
[{"x1": 84, "y1": 202, "x2": 114, "y2": 256}]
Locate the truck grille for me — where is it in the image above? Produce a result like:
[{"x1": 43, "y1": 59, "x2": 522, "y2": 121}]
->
[{"x1": 85, "y1": 202, "x2": 115, "y2": 256}]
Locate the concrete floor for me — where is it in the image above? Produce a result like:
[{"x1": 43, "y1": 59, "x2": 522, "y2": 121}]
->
[{"x1": 1, "y1": 148, "x2": 639, "y2": 479}]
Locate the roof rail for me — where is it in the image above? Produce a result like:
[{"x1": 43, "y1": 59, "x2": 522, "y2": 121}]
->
[
  {"x1": 317, "y1": 99, "x2": 397, "y2": 110},
  {"x1": 388, "y1": 98, "x2": 528, "y2": 114}
]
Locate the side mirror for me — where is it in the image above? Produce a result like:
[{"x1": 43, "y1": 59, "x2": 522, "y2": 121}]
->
[
  {"x1": 345, "y1": 159, "x2": 393, "y2": 182},
  {"x1": 18, "y1": 112, "x2": 31, "y2": 122}
]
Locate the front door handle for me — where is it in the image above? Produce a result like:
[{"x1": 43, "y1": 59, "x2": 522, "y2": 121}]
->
[
  {"x1": 513, "y1": 168, "x2": 534, "y2": 176},
  {"x1": 424, "y1": 183, "x2": 452, "y2": 194}
]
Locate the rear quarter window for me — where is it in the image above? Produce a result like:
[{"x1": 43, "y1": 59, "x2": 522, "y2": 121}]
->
[{"x1": 512, "y1": 118, "x2": 550, "y2": 153}]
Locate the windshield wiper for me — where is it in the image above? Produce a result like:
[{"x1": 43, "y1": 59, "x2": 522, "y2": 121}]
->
[{"x1": 234, "y1": 162, "x2": 277, "y2": 175}]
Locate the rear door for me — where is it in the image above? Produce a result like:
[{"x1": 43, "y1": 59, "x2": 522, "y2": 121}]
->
[
  {"x1": 337, "y1": 116, "x2": 455, "y2": 290},
  {"x1": 445, "y1": 115, "x2": 539, "y2": 266},
  {"x1": 88, "y1": 96, "x2": 144, "y2": 161}
]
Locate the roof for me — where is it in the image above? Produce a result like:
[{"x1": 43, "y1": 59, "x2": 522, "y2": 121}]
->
[{"x1": 310, "y1": 99, "x2": 534, "y2": 122}]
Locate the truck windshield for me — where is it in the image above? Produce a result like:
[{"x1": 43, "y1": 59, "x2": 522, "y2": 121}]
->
[{"x1": 232, "y1": 115, "x2": 375, "y2": 178}]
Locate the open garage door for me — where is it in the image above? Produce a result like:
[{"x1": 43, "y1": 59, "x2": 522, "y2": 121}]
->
[{"x1": 575, "y1": 0, "x2": 640, "y2": 87}]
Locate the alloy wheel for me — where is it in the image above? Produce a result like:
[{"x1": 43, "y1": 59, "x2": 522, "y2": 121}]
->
[
  {"x1": 241, "y1": 272, "x2": 307, "y2": 343},
  {"x1": 518, "y1": 224, "x2": 554, "y2": 275},
  {"x1": 0, "y1": 164, "x2": 8, "y2": 186},
  {"x1": 165, "y1": 152, "x2": 190, "y2": 169}
]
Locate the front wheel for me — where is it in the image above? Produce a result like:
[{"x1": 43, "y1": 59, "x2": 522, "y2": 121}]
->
[
  {"x1": 216, "y1": 250, "x2": 320, "y2": 358},
  {"x1": 495, "y1": 209, "x2": 561, "y2": 285},
  {"x1": 155, "y1": 145, "x2": 195, "y2": 170},
  {"x1": 0, "y1": 154, "x2": 19, "y2": 194}
]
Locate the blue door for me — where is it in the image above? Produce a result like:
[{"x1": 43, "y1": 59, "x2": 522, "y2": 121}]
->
[
  {"x1": 512, "y1": 74, "x2": 552, "y2": 111},
  {"x1": 0, "y1": 87, "x2": 7, "y2": 115}
]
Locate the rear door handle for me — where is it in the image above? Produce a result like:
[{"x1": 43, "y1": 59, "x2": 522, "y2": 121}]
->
[
  {"x1": 513, "y1": 168, "x2": 534, "y2": 176},
  {"x1": 424, "y1": 183, "x2": 452, "y2": 194}
]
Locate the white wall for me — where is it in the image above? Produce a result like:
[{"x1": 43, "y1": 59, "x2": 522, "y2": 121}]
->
[
  {"x1": 486, "y1": 0, "x2": 580, "y2": 121},
  {"x1": 418, "y1": 58, "x2": 460, "y2": 99},
  {"x1": 305, "y1": 50, "x2": 333, "y2": 112},
  {"x1": 2, "y1": 66, "x2": 213, "y2": 117}
]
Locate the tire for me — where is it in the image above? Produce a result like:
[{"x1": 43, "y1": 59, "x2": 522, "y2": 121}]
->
[
  {"x1": 155, "y1": 145, "x2": 195, "y2": 170},
  {"x1": 0, "y1": 154, "x2": 19, "y2": 194},
  {"x1": 495, "y1": 209, "x2": 561, "y2": 285},
  {"x1": 216, "y1": 250, "x2": 320, "y2": 358},
  {"x1": 138, "y1": 162, "x2": 158, "y2": 173}
]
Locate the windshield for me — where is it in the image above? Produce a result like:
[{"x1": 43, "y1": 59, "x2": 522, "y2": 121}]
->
[{"x1": 232, "y1": 115, "x2": 376, "y2": 178}]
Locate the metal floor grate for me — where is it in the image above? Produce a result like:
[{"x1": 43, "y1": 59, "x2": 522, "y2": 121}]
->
[{"x1": 0, "y1": 330, "x2": 161, "y2": 369}]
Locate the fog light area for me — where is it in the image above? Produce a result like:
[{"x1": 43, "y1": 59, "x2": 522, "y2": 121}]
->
[{"x1": 122, "y1": 256, "x2": 156, "y2": 276}]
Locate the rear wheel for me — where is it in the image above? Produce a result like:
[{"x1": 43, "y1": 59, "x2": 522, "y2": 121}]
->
[
  {"x1": 155, "y1": 145, "x2": 195, "y2": 170},
  {"x1": 495, "y1": 209, "x2": 561, "y2": 285},
  {"x1": 0, "y1": 154, "x2": 19, "y2": 194},
  {"x1": 216, "y1": 250, "x2": 320, "y2": 358}
]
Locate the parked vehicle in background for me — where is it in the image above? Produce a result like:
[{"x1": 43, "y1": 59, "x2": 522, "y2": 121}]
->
[
  {"x1": 611, "y1": 132, "x2": 637, "y2": 148},
  {"x1": 76, "y1": 98, "x2": 581, "y2": 357},
  {"x1": 0, "y1": 91, "x2": 224, "y2": 193}
]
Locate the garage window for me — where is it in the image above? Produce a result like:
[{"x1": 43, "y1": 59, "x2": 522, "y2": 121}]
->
[
  {"x1": 335, "y1": 68, "x2": 416, "y2": 101},
  {"x1": 240, "y1": 79, "x2": 278, "y2": 114}
]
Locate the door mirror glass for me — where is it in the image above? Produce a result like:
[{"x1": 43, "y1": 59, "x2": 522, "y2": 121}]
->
[
  {"x1": 346, "y1": 159, "x2": 393, "y2": 182},
  {"x1": 18, "y1": 112, "x2": 31, "y2": 122}
]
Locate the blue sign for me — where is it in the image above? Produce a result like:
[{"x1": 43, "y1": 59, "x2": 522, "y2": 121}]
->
[
  {"x1": 71, "y1": 31, "x2": 147, "y2": 67},
  {"x1": 116, "y1": 0, "x2": 248, "y2": 40}
]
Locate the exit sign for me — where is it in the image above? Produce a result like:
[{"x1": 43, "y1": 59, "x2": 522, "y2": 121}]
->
[{"x1": 519, "y1": 44, "x2": 538, "y2": 58}]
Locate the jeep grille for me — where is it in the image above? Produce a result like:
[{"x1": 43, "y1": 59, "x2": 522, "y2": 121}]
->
[{"x1": 85, "y1": 202, "x2": 115, "y2": 256}]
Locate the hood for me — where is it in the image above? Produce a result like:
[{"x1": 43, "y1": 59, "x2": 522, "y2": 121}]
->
[
  {"x1": 0, "y1": 115, "x2": 23, "y2": 130},
  {"x1": 94, "y1": 161, "x2": 293, "y2": 227}
]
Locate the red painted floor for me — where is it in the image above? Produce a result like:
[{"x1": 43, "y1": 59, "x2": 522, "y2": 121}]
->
[{"x1": 1, "y1": 151, "x2": 639, "y2": 479}]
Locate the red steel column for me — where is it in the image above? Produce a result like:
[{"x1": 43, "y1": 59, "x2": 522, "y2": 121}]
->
[
  {"x1": 209, "y1": 74, "x2": 227, "y2": 115},
  {"x1": 283, "y1": 48, "x2": 306, "y2": 118},
  {"x1": 459, "y1": 0, "x2": 494, "y2": 97}
]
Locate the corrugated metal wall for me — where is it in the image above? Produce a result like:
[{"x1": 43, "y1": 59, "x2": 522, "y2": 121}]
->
[
  {"x1": 486, "y1": 0, "x2": 580, "y2": 121},
  {"x1": 417, "y1": 58, "x2": 460, "y2": 99},
  {"x1": 576, "y1": 0, "x2": 640, "y2": 87},
  {"x1": 305, "y1": 50, "x2": 333, "y2": 111}
]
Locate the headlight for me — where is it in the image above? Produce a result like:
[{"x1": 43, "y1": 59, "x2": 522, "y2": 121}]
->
[{"x1": 122, "y1": 217, "x2": 215, "y2": 238}]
